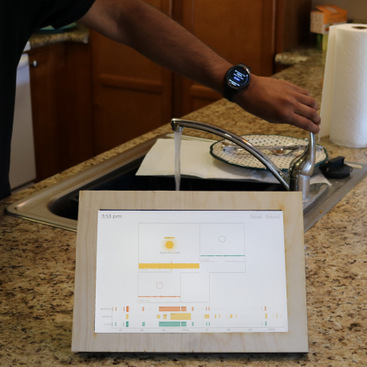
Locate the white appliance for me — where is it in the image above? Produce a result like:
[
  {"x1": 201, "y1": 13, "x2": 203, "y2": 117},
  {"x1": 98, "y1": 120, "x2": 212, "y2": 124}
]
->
[{"x1": 9, "y1": 43, "x2": 36, "y2": 190}]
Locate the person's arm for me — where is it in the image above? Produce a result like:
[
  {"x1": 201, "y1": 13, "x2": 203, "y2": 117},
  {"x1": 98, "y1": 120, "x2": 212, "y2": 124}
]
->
[{"x1": 79, "y1": 0, "x2": 320, "y2": 133}]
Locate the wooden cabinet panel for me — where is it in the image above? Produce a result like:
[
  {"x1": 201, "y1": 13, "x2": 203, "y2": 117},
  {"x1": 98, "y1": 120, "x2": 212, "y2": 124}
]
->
[
  {"x1": 29, "y1": 43, "x2": 93, "y2": 181},
  {"x1": 173, "y1": 0, "x2": 277, "y2": 115},
  {"x1": 275, "y1": 0, "x2": 312, "y2": 52},
  {"x1": 90, "y1": 0, "x2": 173, "y2": 155},
  {"x1": 179, "y1": 0, "x2": 276, "y2": 75},
  {"x1": 172, "y1": 0, "x2": 311, "y2": 116}
]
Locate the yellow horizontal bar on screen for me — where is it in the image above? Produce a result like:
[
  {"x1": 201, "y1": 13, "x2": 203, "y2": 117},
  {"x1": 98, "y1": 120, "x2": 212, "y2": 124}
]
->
[
  {"x1": 170, "y1": 313, "x2": 191, "y2": 321},
  {"x1": 138, "y1": 263, "x2": 199, "y2": 270}
]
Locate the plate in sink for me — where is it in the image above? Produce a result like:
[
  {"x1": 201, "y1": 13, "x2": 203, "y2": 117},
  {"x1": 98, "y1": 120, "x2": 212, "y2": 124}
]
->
[{"x1": 210, "y1": 134, "x2": 328, "y2": 171}]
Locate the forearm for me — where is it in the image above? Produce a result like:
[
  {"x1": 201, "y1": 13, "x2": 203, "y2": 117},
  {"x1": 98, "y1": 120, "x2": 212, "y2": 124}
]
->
[
  {"x1": 80, "y1": 0, "x2": 231, "y2": 94},
  {"x1": 79, "y1": 0, "x2": 321, "y2": 133}
]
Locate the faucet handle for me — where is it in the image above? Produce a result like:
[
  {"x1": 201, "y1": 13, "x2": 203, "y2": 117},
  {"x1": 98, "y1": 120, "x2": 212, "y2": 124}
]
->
[{"x1": 289, "y1": 132, "x2": 316, "y2": 200}]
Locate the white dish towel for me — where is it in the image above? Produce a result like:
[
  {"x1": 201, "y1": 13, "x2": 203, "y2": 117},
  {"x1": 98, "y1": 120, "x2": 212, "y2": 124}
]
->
[{"x1": 136, "y1": 137, "x2": 330, "y2": 186}]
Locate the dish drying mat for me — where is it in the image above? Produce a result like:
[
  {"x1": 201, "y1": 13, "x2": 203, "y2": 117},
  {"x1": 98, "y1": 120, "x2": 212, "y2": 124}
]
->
[{"x1": 210, "y1": 134, "x2": 328, "y2": 170}]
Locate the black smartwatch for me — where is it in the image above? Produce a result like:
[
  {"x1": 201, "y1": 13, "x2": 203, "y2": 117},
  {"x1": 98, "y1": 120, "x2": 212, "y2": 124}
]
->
[{"x1": 223, "y1": 64, "x2": 251, "y2": 102}]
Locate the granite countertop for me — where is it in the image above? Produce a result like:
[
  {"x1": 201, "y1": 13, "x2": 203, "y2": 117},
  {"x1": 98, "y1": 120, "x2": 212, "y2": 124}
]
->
[
  {"x1": 29, "y1": 24, "x2": 89, "y2": 49},
  {"x1": 1, "y1": 51, "x2": 366, "y2": 366},
  {"x1": 275, "y1": 47, "x2": 325, "y2": 67}
]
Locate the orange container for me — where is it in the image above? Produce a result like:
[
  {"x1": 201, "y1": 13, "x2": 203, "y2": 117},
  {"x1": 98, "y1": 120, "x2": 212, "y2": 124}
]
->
[{"x1": 310, "y1": 5, "x2": 347, "y2": 34}]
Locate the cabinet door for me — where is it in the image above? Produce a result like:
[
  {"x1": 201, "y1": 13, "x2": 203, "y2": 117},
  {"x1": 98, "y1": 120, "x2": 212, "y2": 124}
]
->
[
  {"x1": 275, "y1": 0, "x2": 311, "y2": 53},
  {"x1": 90, "y1": 0, "x2": 173, "y2": 155},
  {"x1": 29, "y1": 43, "x2": 93, "y2": 181},
  {"x1": 173, "y1": 0, "x2": 276, "y2": 116}
]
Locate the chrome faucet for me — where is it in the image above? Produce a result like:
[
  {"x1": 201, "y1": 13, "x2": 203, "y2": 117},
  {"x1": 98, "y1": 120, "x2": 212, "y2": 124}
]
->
[{"x1": 171, "y1": 118, "x2": 316, "y2": 202}]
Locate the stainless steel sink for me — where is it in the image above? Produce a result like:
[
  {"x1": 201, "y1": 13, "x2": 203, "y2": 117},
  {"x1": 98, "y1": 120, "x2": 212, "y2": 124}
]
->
[{"x1": 6, "y1": 135, "x2": 367, "y2": 232}]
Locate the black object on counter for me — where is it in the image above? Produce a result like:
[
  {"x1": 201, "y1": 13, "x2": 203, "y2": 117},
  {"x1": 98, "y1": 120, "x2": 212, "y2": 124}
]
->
[{"x1": 320, "y1": 156, "x2": 353, "y2": 179}]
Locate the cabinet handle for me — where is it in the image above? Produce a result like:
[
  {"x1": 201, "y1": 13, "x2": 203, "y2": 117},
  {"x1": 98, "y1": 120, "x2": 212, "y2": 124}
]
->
[{"x1": 30, "y1": 60, "x2": 38, "y2": 68}]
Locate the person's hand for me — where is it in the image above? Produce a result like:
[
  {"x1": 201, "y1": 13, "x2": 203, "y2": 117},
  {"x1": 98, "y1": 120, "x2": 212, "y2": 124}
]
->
[{"x1": 234, "y1": 74, "x2": 321, "y2": 133}]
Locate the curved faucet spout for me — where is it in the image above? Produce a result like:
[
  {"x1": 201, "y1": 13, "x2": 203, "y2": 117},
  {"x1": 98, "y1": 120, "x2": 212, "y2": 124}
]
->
[
  {"x1": 171, "y1": 118, "x2": 290, "y2": 190},
  {"x1": 171, "y1": 118, "x2": 317, "y2": 200}
]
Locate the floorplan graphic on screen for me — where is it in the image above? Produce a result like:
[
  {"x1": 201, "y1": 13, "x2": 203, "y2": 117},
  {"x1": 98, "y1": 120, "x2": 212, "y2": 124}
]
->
[{"x1": 95, "y1": 210, "x2": 288, "y2": 333}]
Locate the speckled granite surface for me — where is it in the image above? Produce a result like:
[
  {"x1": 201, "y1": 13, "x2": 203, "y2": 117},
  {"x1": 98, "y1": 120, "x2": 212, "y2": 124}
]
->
[
  {"x1": 29, "y1": 24, "x2": 89, "y2": 48},
  {"x1": 1, "y1": 51, "x2": 366, "y2": 366},
  {"x1": 275, "y1": 47, "x2": 324, "y2": 67}
]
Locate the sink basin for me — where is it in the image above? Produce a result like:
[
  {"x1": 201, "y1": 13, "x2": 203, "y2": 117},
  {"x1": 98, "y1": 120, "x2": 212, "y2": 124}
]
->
[{"x1": 6, "y1": 135, "x2": 367, "y2": 232}]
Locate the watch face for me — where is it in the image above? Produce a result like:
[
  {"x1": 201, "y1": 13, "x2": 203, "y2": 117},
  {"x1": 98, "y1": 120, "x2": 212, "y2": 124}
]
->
[{"x1": 227, "y1": 66, "x2": 250, "y2": 90}]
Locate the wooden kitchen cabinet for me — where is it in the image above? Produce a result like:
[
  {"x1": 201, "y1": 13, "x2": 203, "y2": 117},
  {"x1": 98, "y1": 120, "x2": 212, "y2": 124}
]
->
[
  {"x1": 90, "y1": 0, "x2": 312, "y2": 154},
  {"x1": 28, "y1": 0, "x2": 311, "y2": 180},
  {"x1": 28, "y1": 42, "x2": 93, "y2": 181},
  {"x1": 173, "y1": 0, "x2": 312, "y2": 115},
  {"x1": 172, "y1": 0, "x2": 277, "y2": 115},
  {"x1": 90, "y1": 0, "x2": 173, "y2": 155}
]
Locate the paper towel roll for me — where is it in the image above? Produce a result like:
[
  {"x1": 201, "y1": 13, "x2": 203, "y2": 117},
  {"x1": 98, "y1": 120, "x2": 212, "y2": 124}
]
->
[{"x1": 320, "y1": 24, "x2": 367, "y2": 147}]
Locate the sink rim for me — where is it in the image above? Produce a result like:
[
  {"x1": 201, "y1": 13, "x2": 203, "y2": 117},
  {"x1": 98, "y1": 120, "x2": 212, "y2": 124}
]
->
[{"x1": 6, "y1": 136, "x2": 162, "y2": 231}]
